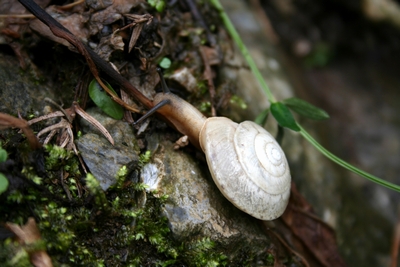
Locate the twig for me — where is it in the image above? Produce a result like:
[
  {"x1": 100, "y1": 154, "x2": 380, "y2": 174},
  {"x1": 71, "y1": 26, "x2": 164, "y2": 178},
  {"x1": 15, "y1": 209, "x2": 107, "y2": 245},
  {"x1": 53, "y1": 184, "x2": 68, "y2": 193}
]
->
[
  {"x1": 37, "y1": 119, "x2": 70, "y2": 138},
  {"x1": 73, "y1": 102, "x2": 115, "y2": 145},
  {"x1": 0, "y1": 112, "x2": 41, "y2": 149},
  {"x1": 0, "y1": 14, "x2": 35, "y2": 19},
  {"x1": 56, "y1": 0, "x2": 84, "y2": 11},
  {"x1": 27, "y1": 111, "x2": 65, "y2": 125},
  {"x1": 44, "y1": 98, "x2": 74, "y2": 123}
]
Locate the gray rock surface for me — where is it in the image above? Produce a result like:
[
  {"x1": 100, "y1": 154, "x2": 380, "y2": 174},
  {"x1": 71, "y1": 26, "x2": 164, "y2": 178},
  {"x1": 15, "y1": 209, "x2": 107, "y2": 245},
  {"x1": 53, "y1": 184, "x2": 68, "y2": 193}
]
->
[
  {"x1": 141, "y1": 140, "x2": 271, "y2": 258},
  {"x1": 76, "y1": 107, "x2": 140, "y2": 190},
  {"x1": 0, "y1": 54, "x2": 55, "y2": 117}
]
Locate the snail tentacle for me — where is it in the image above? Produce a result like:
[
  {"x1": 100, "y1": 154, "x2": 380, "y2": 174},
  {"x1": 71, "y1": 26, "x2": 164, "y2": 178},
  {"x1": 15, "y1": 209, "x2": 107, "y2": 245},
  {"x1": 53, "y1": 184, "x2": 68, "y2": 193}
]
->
[{"x1": 134, "y1": 98, "x2": 171, "y2": 125}]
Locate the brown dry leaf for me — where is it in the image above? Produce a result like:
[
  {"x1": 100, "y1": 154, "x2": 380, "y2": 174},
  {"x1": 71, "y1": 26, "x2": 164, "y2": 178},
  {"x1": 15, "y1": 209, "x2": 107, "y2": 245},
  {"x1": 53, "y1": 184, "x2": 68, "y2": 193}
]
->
[
  {"x1": 0, "y1": 0, "x2": 50, "y2": 23},
  {"x1": 281, "y1": 183, "x2": 347, "y2": 267},
  {"x1": 0, "y1": 0, "x2": 51, "y2": 67},
  {"x1": 95, "y1": 34, "x2": 125, "y2": 60},
  {"x1": 73, "y1": 102, "x2": 115, "y2": 145},
  {"x1": 6, "y1": 217, "x2": 53, "y2": 267},
  {"x1": 123, "y1": 14, "x2": 153, "y2": 53},
  {"x1": 88, "y1": 0, "x2": 142, "y2": 36},
  {"x1": 199, "y1": 45, "x2": 221, "y2": 66},
  {"x1": 30, "y1": 8, "x2": 89, "y2": 51}
]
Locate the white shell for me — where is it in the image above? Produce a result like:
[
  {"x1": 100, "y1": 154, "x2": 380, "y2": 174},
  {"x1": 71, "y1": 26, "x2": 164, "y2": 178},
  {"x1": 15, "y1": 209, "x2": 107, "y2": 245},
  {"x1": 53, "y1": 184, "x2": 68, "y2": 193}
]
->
[{"x1": 199, "y1": 117, "x2": 291, "y2": 220}]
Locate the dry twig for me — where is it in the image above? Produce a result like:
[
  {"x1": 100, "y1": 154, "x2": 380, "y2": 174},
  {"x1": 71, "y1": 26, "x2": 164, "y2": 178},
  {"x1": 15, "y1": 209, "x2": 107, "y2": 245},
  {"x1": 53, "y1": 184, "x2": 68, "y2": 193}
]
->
[{"x1": 0, "y1": 112, "x2": 41, "y2": 150}]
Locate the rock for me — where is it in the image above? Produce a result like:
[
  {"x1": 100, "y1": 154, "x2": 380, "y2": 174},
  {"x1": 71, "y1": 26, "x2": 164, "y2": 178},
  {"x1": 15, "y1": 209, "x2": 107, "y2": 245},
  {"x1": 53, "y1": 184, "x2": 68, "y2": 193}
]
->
[
  {"x1": 76, "y1": 107, "x2": 140, "y2": 190},
  {"x1": 141, "y1": 140, "x2": 271, "y2": 260},
  {"x1": 0, "y1": 54, "x2": 55, "y2": 117}
]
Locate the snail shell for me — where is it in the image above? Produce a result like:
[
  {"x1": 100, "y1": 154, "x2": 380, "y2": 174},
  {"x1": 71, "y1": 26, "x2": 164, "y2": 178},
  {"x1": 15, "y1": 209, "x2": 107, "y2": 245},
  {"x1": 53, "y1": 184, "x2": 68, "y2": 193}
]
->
[
  {"x1": 151, "y1": 92, "x2": 291, "y2": 220},
  {"x1": 199, "y1": 117, "x2": 291, "y2": 220}
]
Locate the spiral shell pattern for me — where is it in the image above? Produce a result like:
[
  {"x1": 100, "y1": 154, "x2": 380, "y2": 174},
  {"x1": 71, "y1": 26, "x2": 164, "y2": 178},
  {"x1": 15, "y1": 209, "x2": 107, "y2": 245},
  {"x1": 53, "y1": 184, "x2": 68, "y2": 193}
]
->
[{"x1": 199, "y1": 118, "x2": 291, "y2": 220}]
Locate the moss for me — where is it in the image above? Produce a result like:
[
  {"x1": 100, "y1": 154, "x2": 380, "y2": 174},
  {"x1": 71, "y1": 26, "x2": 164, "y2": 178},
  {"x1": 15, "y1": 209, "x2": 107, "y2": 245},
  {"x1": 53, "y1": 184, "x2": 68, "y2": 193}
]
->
[
  {"x1": 0, "y1": 144, "x2": 232, "y2": 266},
  {"x1": 0, "y1": 143, "x2": 9, "y2": 194},
  {"x1": 229, "y1": 95, "x2": 248, "y2": 110},
  {"x1": 182, "y1": 237, "x2": 227, "y2": 267},
  {"x1": 198, "y1": 101, "x2": 211, "y2": 113},
  {"x1": 139, "y1": 150, "x2": 152, "y2": 167},
  {"x1": 266, "y1": 253, "x2": 275, "y2": 265},
  {"x1": 0, "y1": 240, "x2": 32, "y2": 267},
  {"x1": 113, "y1": 165, "x2": 128, "y2": 189},
  {"x1": 85, "y1": 173, "x2": 109, "y2": 210}
]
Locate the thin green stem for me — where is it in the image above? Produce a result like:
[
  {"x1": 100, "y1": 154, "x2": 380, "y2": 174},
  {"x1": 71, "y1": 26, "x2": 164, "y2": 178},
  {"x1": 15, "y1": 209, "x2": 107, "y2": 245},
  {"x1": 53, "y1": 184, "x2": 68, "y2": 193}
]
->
[
  {"x1": 299, "y1": 124, "x2": 400, "y2": 192},
  {"x1": 209, "y1": 0, "x2": 276, "y2": 103}
]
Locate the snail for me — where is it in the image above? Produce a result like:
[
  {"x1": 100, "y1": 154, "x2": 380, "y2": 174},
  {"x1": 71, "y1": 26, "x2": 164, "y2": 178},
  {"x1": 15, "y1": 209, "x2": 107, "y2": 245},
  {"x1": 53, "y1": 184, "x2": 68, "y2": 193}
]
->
[{"x1": 136, "y1": 69, "x2": 291, "y2": 220}]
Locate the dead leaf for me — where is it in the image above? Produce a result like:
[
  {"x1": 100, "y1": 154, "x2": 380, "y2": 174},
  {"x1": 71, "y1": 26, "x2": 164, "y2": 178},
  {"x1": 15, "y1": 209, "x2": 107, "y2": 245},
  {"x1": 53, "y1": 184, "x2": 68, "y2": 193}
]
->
[
  {"x1": 30, "y1": 9, "x2": 89, "y2": 51},
  {"x1": 95, "y1": 35, "x2": 124, "y2": 60},
  {"x1": 123, "y1": 14, "x2": 153, "y2": 53},
  {"x1": 199, "y1": 45, "x2": 221, "y2": 66},
  {"x1": 6, "y1": 217, "x2": 53, "y2": 267},
  {"x1": 281, "y1": 183, "x2": 347, "y2": 267},
  {"x1": 87, "y1": 0, "x2": 142, "y2": 36}
]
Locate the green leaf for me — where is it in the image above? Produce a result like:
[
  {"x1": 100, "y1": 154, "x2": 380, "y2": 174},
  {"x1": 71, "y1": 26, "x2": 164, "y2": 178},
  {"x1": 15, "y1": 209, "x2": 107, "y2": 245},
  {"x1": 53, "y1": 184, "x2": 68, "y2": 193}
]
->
[
  {"x1": 159, "y1": 57, "x2": 171, "y2": 69},
  {"x1": 88, "y1": 79, "x2": 124, "y2": 120},
  {"x1": 283, "y1": 97, "x2": 329, "y2": 120},
  {"x1": 254, "y1": 108, "x2": 269, "y2": 126},
  {"x1": 147, "y1": 0, "x2": 165, "y2": 12},
  {"x1": 155, "y1": 1, "x2": 166, "y2": 12},
  {"x1": 0, "y1": 148, "x2": 7, "y2": 162},
  {"x1": 0, "y1": 173, "x2": 9, "y2": 195},
  {"x1": 270, "y1": 102, "x2": 300, "y2": 131}
]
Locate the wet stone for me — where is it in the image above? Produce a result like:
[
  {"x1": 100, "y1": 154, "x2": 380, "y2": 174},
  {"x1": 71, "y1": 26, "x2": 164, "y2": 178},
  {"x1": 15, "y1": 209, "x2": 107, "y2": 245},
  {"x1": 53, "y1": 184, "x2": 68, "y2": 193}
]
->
[
  {"x1": 76, "y1": 107, "x2": 140, "y2": 190},
  {"x1": 141, "y1": 140, "x2": 271, "y2": 258}
]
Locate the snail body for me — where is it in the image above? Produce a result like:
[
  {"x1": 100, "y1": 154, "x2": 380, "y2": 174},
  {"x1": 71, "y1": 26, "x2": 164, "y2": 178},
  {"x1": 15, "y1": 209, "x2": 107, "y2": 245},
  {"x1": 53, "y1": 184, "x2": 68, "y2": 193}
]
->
[{"x1": 152, "y1": 92, "x2": 291, "y2": 220}]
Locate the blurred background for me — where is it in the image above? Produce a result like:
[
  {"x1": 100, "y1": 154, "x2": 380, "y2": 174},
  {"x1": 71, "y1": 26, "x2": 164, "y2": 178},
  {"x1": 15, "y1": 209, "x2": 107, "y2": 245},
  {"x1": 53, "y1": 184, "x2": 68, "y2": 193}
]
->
[{"x1": 240, "y1": 0, "x2": 400, "y2": 266}]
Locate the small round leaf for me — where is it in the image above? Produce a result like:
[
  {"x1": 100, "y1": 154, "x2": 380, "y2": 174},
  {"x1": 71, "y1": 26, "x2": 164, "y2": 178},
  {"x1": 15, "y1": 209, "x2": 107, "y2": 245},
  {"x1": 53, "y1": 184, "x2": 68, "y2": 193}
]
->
[
  {"x1": 89, "y1": 79, "x2": 124, "y2": 120},
  {"x1": 0, "y1": 173, "x2": 9, "y2": 195},
  {"x1": 159, "y1": 57, "x2": 171, "y2": 69},
  {"x1": 0, "y1": 149, "x2": 7, "y2": 162}
]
